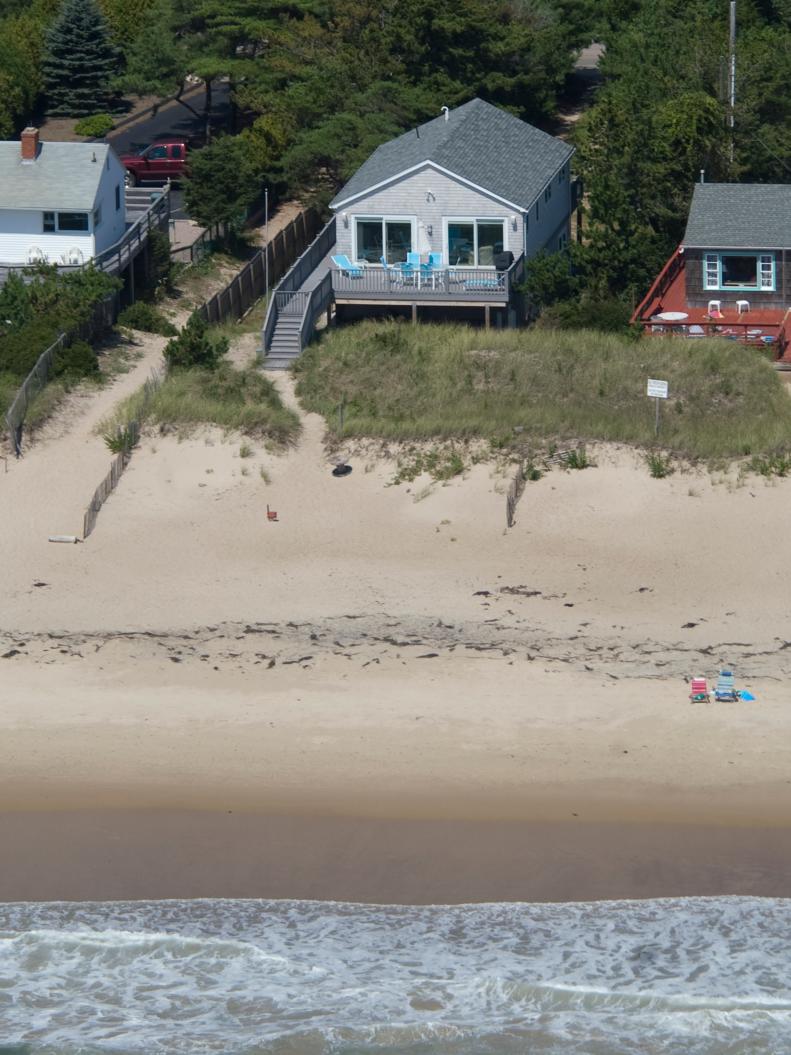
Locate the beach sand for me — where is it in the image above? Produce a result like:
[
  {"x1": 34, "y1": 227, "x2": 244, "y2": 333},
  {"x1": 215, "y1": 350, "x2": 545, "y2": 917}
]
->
[{"x1": 2, "y1": 371, "x2": 791, "y2": 903}]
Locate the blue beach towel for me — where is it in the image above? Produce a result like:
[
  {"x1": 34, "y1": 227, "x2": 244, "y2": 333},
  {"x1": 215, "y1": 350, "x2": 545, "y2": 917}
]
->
[{"x1": 739, "y1": 690, "x2": 756, "y2": 701}]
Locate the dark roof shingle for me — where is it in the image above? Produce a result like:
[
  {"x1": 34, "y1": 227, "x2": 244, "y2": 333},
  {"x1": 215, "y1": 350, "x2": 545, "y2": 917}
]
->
[
  {"x1": 683, "y1": 183, "x2": 791, "y2": 249},
  {"x1": 330, "y1": 98, "x2": 573, "y2": 211}
]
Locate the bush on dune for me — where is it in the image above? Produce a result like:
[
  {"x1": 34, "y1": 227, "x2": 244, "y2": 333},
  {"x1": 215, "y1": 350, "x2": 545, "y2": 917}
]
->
[{"x1": 103, "y1": 363, "x2": 299, "y2": 445}]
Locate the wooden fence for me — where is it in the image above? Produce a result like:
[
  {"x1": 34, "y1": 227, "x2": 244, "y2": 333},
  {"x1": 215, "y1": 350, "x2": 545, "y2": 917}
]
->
[
  {"x1": 505, "y1": 464, "x2": 526, "y2": 528},
  {"x1": 83, "y1": 423, "x2": 139, "y2": 538},
  {"x1": 82, "y1": 371, "x2": 161, "y2": 538},
  {"x1": 197, "y1": 207, "x2": 320, "y2": 328}
]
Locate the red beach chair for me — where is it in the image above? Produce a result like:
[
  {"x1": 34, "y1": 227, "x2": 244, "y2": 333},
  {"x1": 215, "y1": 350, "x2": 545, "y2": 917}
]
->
[
  {"x1": 266, "y1": 504, "x2": 278, "y2": 522},
  {"x1": 689, "y1": 677, "x2": 710, "y2": 703}
]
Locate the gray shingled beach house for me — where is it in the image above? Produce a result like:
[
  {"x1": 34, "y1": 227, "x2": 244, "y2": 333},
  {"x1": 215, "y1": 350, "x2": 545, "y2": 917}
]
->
[{"x1": 264, "y1": 99, "x2": 576, "y2": 367}]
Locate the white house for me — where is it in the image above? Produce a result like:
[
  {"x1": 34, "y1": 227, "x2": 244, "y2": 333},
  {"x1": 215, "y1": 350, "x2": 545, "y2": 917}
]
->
[{"x1": 0, "y1": 128, "x2": 127, "y2": 267}]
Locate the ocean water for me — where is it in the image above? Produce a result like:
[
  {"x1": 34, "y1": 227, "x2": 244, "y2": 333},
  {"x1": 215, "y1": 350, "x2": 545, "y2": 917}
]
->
[{"x1": 1, "y1": 896, "x2": 790, "y2": 1054}]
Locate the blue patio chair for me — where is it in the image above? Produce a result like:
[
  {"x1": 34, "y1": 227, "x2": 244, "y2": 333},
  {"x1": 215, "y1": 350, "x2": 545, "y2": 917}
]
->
[
  {"x1": 379, "y1": 255, "x2": 403, "y2": 281},
  {"x1": 331, "y1": 254, "x2": 364, "y2": 278},
  {"x1": 427, "y1": 252, "x2": 443, "y2": 269},
  {"x1": 714, "y1": 670, "x2": 738, "y2": 702}
]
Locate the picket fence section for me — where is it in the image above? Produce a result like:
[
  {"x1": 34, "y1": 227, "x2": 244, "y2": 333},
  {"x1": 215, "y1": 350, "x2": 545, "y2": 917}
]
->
[{"x1": 82, "y1": 371, "x2": 162, "y2": 538}]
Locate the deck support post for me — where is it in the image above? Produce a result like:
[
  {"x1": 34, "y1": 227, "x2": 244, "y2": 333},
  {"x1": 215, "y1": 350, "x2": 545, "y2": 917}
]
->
[
  {"x1": 484, "y1": 304, "x2": 491, "y2": 330},
  {"x1": 411, "y1": 302, "x2": 417, "y2": 324},
  {"x1": 128, "y1": 258, "x2": 135, "y2": 303}
]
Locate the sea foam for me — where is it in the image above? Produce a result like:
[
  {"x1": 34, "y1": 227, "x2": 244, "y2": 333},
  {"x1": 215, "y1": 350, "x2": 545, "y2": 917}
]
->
[{"x1": 1, "y1": 896, "x2": 790, "y2": 1054}]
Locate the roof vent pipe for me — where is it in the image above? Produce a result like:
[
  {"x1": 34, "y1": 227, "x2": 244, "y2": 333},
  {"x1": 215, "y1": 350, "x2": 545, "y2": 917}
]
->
[
  {"x1": 700, "y1": 169, "x2": 705, "y2": 184},
  {"x1": 441, "y1": 106, "x2": 449, "y2": 121}
]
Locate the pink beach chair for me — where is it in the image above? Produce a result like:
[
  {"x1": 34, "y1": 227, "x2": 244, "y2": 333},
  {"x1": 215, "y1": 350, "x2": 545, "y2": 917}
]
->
[{"x1": 689, "y1": 677, "x2": 710, "y2": 703}]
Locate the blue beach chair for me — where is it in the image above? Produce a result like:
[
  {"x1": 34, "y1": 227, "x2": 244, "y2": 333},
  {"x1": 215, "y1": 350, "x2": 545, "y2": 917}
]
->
[
  {"x1": 331, "y1": 254, "x2": 364, "y2": 278},
  {"x1": 714, "y1": 670, "x2": 738, "y2": 702}
]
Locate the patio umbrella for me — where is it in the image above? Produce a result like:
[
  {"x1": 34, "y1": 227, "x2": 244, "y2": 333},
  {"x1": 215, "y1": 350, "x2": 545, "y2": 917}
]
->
[{"x1": 416, "y1": 221, "x2": 432, "y2": 259}]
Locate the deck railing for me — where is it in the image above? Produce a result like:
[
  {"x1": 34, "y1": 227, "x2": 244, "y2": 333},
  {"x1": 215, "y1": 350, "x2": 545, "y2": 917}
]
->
[
  {"x1": 299, "y1": 271, "x2": 334, "y2": 351},
  {"x1": 631, "y1": 246, "x2": 684, "y2": 323},
  {"x1": 262, "y1": 215, "x2": 336, "y2": 352},
  {"x1": 640, "y1": 319, "x2": 781, "y2": 344},
  {"x1": 331, "y1": 265, "x2": 511, "y2": 300}
]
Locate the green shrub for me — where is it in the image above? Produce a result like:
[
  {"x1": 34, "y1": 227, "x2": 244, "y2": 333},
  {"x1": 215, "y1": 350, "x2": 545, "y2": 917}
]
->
[
  {"x1": 74, "y1": 113, "x2": 114, "y2": 137},
  {"x1": 0, "y1": 316, "x2": 62, "y2": 376},
  {"x1": 564, "y1": 446, "x2": 591, "y2": 470},
  {"x1": 646, "y1": 451, "x2": 674, "y2": 478},
  {"x1": 118, "y1": 301, "x2": 177, "y2": 336},
  {"x1": 164, "y1": 312, "x2": 227, "y2": 371},
  {"x1": 749, "y1": 452, "x2": 791, "y2": 477},
  {"x1": 103, "y1": 424, "x2": 137, "y2": 454},
  {"x1": 146, "y1": 227, "x2": 176, "y2": 293},
  {"x1": 54, "y1": 338, "x2": 98, "y2": 379},
  {"x1": 524, "y1": 460, "x2": 543, "y2": 481},
  {"x1": 392, "y1": 446, "x2": 466, "y2": 484}
]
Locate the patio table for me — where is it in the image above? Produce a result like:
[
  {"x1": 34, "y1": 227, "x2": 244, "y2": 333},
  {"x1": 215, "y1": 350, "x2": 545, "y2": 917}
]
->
[{"x1": 654, "y1": 311, "x2": 688, "y2": 322}]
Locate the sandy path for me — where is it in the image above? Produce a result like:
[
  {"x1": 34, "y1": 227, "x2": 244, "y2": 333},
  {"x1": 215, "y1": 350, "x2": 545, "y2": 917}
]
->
[{"x1": 0, "y1": 332, "x2": 166, "y2": 548}]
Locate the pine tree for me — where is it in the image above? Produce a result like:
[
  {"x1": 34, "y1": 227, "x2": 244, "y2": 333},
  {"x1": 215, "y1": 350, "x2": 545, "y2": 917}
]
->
[{"x1": 42, "y1": 0, "x2": 119, "y2": 116}]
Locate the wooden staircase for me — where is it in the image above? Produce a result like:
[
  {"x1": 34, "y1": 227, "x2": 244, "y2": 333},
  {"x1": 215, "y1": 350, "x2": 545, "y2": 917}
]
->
[{"x1": 262, "y1": 217, "x2": 336, "y2": 370}]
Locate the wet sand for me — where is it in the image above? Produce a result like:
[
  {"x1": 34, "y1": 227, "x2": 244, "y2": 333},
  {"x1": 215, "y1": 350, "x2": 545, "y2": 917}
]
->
[{"x1": 2, "y1": 809, "x2": 790, "y2": 904}]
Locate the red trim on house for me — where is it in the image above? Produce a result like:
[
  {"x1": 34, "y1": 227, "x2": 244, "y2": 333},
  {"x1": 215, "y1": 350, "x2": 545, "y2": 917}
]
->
[{"x1": 633, "y1": 248, "x2": 786, "y2": 356}]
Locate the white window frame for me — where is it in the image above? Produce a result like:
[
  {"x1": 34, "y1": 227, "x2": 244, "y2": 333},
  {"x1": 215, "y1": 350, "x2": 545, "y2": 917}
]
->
[
  {"x1": 443, "y1": 216, "x2": 507, "y2": 268},
  {"x1": 93, "y1": 205, "x2": 102, "y2": 228},
  {"x1": 703, "y1": 251, "x2": 776, "y2": 292},
  {"x1": 351, "y1": 215, "x2": 416, "y2": 265}
]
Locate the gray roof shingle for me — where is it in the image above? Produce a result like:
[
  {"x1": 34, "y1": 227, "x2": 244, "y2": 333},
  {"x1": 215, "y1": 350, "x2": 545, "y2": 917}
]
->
[
  {"x1": 683, "y1": 183, "x2": 791, "y2": 249},
  {"x1": 0, "y1": 140, "x2": 112, "y2": 211},
  {"x1": 330, "y1": 98, "x2": 574, "y2": 211}
]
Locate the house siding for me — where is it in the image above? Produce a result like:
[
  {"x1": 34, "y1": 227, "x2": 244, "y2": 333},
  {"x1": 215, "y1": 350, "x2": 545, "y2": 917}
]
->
[
  {"x1": 524, "y1": 164, "x2": 573, "y2": 257},
  {"x1": 333, "y1": 164, "x2": 573, "y2": 265},
  {"x1": 684, "y1": 247, "x2": 791, "y2": 311},
  {"x1": 0, "y1": 208, "x2": 94, "y2": 264},
  {"x1": 0, "y1": 150, "x2": 126, "y2": 265},
  {"x1": 94, "y1": 151, "x2": 127, "y2": 255}
]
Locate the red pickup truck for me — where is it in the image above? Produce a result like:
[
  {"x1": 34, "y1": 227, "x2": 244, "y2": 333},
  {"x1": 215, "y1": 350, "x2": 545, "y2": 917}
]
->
[{"x1": 120, "y1": 137, "x2": 189, "y2": 185}]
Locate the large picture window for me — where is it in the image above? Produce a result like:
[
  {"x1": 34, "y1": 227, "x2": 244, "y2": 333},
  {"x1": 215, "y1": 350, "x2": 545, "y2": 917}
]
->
[
  {"x1": 446, "y1": 219, "x2": 505, "y2": 267},
  {"x1": 703, "y1": 252, "x2": 775, "y2": 292},
  {"x1": 354, "y1": 217, "x2": 413, "y2": 264}
]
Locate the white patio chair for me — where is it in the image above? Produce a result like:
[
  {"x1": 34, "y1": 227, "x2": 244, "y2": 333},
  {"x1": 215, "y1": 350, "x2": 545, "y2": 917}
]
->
[{"x1": 736, "y1": 299, "x2": 750, "y2": 314}]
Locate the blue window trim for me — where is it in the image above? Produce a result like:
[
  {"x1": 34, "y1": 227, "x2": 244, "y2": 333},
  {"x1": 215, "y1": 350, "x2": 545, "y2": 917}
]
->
[{"x1": 703, "y1": 250, "x2": 776, "y2": 292}]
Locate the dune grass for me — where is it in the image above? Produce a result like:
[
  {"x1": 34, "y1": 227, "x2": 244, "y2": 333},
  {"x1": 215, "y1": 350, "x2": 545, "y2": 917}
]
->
[
  {"x1": 294, "y1": 322, "x2": 791, "y2": 461},
  {"x1": 101, "y1": 363, "x2": 299, "y2": 445}
]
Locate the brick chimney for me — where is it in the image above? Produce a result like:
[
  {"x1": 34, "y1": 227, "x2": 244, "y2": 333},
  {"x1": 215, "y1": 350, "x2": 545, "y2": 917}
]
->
[{"x1": 20, "y1": 127, "x2": 40, "y2": 163}]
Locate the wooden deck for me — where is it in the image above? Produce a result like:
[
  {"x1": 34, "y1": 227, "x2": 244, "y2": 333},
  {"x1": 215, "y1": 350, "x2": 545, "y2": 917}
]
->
[{"x1": 633, "y1": 248, "x2": 787, "y2": 352}]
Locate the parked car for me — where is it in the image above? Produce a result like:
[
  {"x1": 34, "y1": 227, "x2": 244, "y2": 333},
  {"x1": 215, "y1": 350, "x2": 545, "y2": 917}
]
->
[{"x1": 120, "y1": 137, "x2": 189, "y2": 185}]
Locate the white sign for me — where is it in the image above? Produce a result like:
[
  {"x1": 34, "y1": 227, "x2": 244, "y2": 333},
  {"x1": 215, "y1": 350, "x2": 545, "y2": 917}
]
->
[{"x1": 647, "y1": 378, "x2": 669, "y2": 399}]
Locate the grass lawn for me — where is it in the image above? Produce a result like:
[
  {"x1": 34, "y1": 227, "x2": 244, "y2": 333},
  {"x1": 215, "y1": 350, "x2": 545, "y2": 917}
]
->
[
  {"x1": 294, "y1": 322, "x2": 791, "y2": 461},
  {"x1": 102, "y1": 363, "x2": 299, "y2": 446}
]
